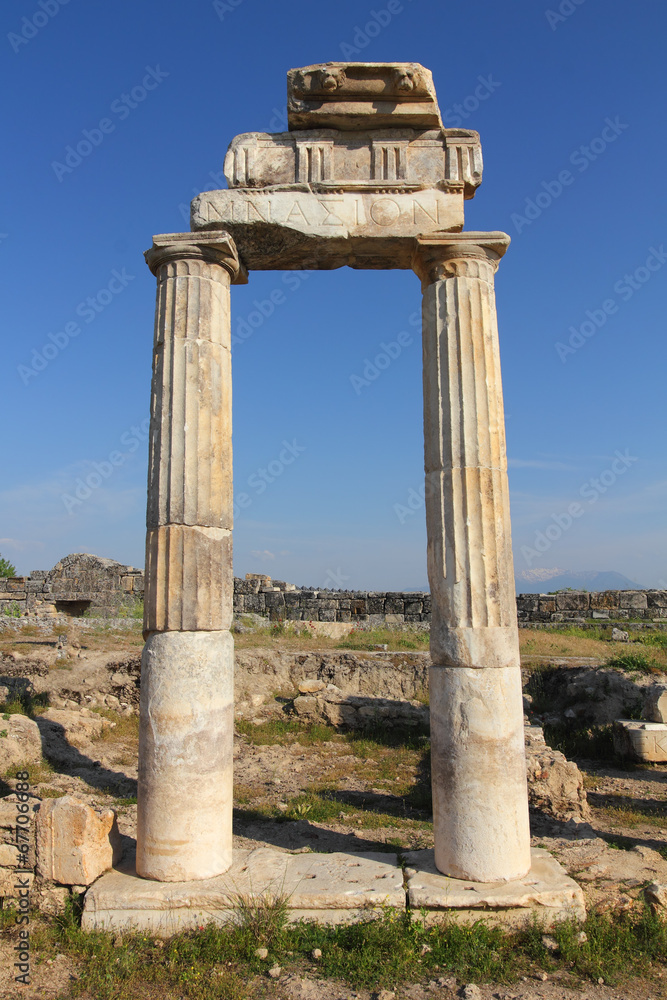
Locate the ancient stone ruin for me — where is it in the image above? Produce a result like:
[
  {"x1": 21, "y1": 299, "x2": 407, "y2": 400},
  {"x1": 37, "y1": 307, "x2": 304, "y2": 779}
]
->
[{"x1": 83, "y1": 62, "x2": 585, "y2": 930}]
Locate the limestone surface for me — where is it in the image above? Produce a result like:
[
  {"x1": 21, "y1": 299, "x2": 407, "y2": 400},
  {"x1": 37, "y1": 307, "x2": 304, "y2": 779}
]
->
[
  {"x1": 1, "y1": 713, "x2": 42, "y2": 769},
  {"x1": 643, "y1": 684, "x2": 667, "y2": 723},
  {"x1": 287, "y1": 62, "x2": 442, "y2": 131},
  {"x1": 36, "y1": 795, "x2": 121, "y2": 886},
  {"x1": 613, "y1": 720, "x2": 667, "y2": 762},
  {"x1": 223, "y1": 128, "x2": 482, "y2": 197},
  {"x1": 137, "y1": 630, "x2": 234, "y2": 881},
  {"x1": 404, "y1": 848, "x2": 586, "y2": 928},
  {"x1": 83, "y1": 848, "x2": 404, "y2": 934},
  {"x1": 191, "y1": 189, "x2": 463, "y2": 271}
]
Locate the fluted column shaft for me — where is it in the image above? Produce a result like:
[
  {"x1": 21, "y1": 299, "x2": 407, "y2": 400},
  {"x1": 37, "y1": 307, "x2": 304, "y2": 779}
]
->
[
  {"x1": 413, "y1": 233, "x2": 530, "y2": 883},
  {"x1": 137, "y1": 231, "x2": 244, "y2": 882}
]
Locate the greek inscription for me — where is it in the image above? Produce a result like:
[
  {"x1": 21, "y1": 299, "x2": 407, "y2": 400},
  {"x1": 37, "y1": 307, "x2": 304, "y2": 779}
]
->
[
  {"x1": 319, "y1": 198, "x2": 345, "y2": 226},
  {"x1": 285, "y1": 200, "x2": 309, "y2": 224},
  {"x1": 369, "y1": 198, "x2": 401, "y2": 226}
]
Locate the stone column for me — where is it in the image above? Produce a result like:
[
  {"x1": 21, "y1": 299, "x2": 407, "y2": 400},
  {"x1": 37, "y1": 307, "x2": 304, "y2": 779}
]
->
[
  {"x1": 413, "y1": 232, "x2": 531, "y2": 883},
  {"x1": 137, "y1": 231, "x2": 245, "y2": 882}
]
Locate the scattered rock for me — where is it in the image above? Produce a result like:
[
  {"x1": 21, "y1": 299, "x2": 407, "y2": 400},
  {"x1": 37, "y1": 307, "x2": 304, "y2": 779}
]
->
[
  {"x1": 36, "y1": 795, "x2": 122, "y2": 885},
  {"x1": 524, "y1": 727, "x2": 590, "y2": 821},
  {"x1": 645, "y1": 882, "x2": 667, "y2": 908},
  {"x1": 268, "y1": 964, "x2": 282, "y2": 978},
  {"x1": 298, "y1": 679, "x2": 325, "y2": 694},
  {"x1": 612, "y1": 627, "x2": 629, "y2": 642},
  {"x1": 1, "y1": 712, "x2": 42, "y2": 768},
  {"x1": 460, "y1": 986, "x2": 481, "y2": 1000},
  {"x1": 311, "y1": 948, "x2": 322, "y2": 960},
  {"x1": 643, "y1": 684, "x2": 667, "y2": 724},
  {"x1": 39, "y1": 707, "x2": 114, "y2": 747},
  {"x1": 541, "y1": 934, "x2": 559, "y2": 952},
  {"x1": 255, "y1": 947, "x2": 269, "y2": 959}
]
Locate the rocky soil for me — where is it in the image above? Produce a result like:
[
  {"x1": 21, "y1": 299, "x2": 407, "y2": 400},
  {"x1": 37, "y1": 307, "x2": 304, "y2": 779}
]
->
[{"x1": 2, "y1": 621, "x2": 667, "y2": 999}]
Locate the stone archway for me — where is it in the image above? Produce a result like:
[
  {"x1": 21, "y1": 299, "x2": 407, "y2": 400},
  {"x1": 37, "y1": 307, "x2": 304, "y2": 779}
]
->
[{"x1": 137, "y1": 62, "x2": 530, "y2": 887}]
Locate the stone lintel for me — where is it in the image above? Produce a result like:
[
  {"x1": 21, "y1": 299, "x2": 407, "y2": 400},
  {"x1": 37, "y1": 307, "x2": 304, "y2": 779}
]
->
[
  {"x1": 191, "y1": 188, "x2": 463, "y2": 271},
  {"x1": 145, "y1": 231, "x2": 248, "y2": 284},
  {"x1": 404, "y1": 848, "x2": 585, "y2": 928},
  {"x1": 413, "y1": 231, "x2": 510, "y2": 287},
  {"x1": 223, "y1": 128, "x2": 482, "y2": 199},
  {"x1": 83, "y1": 849, "x2": 404, "y2": 934},
  {"x1": 287, "y1": 62, "x2": 442, "y2": 131}
]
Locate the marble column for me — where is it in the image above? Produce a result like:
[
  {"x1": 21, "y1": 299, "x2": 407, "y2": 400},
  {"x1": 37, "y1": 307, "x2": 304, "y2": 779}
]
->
[
  {"x1": 137, "y1": 231, "x2": 245, "y2": 882},
  {"x1": 412, "y1": 233, "x2": 531, "y2": 883}
]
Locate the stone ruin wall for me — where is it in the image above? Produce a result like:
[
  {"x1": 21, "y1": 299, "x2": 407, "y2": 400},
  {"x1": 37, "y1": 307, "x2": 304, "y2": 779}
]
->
[
  {"x1": 1, "y1": 557, "x2": 665, "y2": 625},
  {"x1": 0, "y1": 553, "x2": 144, "y2": 617}
]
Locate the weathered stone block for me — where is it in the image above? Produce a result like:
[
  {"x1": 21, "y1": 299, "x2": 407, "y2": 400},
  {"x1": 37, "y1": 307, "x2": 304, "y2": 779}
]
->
[
  {"x1": 647, "y1": 592, "x2": 667, "y2": 608},
  {"x1": 538, "y1": 598, "x2": 556, "y2": 614},
  {"x1": 404, "y1": 848, "x2": 585, "y2": 928},
  {"x1": 1, "y1": 714, "x2": 42, "y2": 769},
  {"x1": 590, "y1": 591, "x2": 619, "y2": 610},
  {"x1": 643, "y1": 686, "x2": 667, "y2": 724},
  {"x1": 613, "y1": 720, "x2": 667, "y2": 762},
  {"x1": 620, "y1": 591, "x2": 648, "y2": 610},
  {"x1": 555, "y1": 592, "x2": 589, "y2": 612},
  {"x1": 36, "y1": 796, "x2": 122, "y2": 886}
]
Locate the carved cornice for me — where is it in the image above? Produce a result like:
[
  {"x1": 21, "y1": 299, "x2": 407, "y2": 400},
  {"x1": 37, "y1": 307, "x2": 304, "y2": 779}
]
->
[
  {"x1": 144, "y1": 232, "x2": 248, "y2": 284},
  {"x1": 412, "y1": 231, "x2": 510, "y2": 288}
]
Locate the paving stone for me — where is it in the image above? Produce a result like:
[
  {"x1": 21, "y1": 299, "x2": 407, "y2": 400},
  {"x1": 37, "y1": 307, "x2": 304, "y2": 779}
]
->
[
  {"x1": 403, "y1": 848, "x2": 585, "y2": 928},
  {"x1": 82, "y1": 848, "x2": 404, "y2": 935}
]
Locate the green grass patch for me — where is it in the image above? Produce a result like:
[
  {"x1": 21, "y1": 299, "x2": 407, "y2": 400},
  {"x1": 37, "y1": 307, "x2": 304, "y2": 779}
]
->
[
  {"x1": 39, "y1": 896, "x2": 667, "y2": 997},
  {"x1": 544, "y1": 722, "x2": 619, "y2": 761},
  {"x1": 335, "y1": 626, "x2": 430, "y2": 652},
  {"x1": 0, "y1": 689, "x2": 50, "y2": 717},
  {"x1": 634, "y1": 631, "x2": 667, "y2": 650},
  {"x1": 607, "y1": 652, "x2": 665, "y2": 675},
  {"x1": 236, "y1": 717, "x2": 335, "y2": 746}
]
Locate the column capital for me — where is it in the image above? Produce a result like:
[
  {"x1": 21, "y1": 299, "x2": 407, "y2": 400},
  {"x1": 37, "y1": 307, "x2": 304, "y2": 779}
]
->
[
  {"x1": 144, "y1": 231, "x2": 248, "y2": 284},
  {"x1": 412, "y1": 231, "x2": 510, "y2": 288}
]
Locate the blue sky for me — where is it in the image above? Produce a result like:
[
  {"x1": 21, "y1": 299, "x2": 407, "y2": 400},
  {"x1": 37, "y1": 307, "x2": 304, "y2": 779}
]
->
[{"x1": 1, "y1": 0, "x2": 665, "y2": 589}]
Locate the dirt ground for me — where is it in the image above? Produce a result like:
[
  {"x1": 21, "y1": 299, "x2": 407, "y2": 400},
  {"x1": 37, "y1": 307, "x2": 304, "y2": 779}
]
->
[{"x1": 2, "y1": 619, "x2": 667, "y2": 999}]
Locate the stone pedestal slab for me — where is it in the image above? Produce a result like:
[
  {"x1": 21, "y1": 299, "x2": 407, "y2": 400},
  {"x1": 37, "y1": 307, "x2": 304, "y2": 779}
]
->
[
  {"x1": 82, "y1": 849, "x2": 404, "y2": 935},
  {"x1": 404, "y1": 848, "x2": 585, "y2": 928}
]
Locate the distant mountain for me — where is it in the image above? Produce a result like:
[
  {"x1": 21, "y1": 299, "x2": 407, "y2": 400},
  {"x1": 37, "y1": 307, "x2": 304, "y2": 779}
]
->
[{"x1": 515, "y1": 568, "x2": 645, "y2": 594}]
